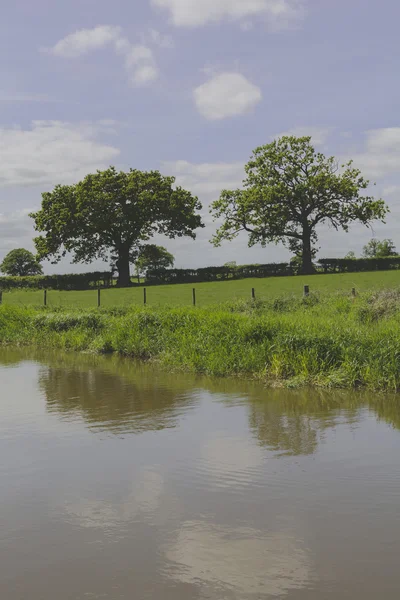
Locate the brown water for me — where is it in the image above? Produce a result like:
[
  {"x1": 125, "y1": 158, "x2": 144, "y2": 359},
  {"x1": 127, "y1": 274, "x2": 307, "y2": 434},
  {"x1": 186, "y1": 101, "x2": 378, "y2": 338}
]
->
[{"x1": 1, "y1": 349, "x2": 400, "y2": 599}]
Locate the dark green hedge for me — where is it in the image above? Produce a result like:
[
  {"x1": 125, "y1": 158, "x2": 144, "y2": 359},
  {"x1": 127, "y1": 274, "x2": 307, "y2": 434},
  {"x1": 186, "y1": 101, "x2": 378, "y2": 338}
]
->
[
  {"x1": 318, "y1": 257, "x2": 400, "y2": 273},
  {"x1": 2, "y1": 257, "x2": 400, "y2": 291},
  {"x1": 147, "y1": 257, "x2": 400, "y2": 284},
  {"x1": 0, "y1": 271, "x2": 113, "y2": 291},
  {"x1": 146, "y1": 263, "x2": 294, "y2": 284}
]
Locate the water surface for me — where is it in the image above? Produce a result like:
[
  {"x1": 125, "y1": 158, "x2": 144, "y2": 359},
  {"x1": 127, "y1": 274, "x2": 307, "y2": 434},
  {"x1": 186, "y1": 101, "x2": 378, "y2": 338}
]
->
[{"x1": 1, "y1": 349, "x2": 400, "y2": 599}]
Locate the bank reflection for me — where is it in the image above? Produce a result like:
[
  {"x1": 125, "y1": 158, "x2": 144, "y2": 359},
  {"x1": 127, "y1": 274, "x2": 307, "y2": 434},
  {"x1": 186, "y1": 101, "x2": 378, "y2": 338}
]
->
[{"x1": 4, "y1": 350, "x2": 400, "y2": 456}]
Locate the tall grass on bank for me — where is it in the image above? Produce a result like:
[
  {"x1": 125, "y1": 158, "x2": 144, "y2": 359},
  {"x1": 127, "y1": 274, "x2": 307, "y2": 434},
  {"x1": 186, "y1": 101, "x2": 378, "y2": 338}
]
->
[{"x1": 1, "y1": 289, "x2": 400, "y2": 390}]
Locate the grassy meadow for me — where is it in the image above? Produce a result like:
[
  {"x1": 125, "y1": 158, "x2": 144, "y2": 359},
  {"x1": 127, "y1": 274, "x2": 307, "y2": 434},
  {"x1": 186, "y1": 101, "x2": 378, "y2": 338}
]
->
[
  {"x1": 2, "y1": 270, "x2": 400, "y2": 308},
  {"x1": 1, "y1": 283, "x2": 400, "y2": 391}
]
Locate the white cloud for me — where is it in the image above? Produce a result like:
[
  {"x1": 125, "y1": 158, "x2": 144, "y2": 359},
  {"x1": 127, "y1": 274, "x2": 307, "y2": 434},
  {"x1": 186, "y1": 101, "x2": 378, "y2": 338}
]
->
[
  {"x1": 274, "y1": 126, "x2": 332, "y2": 146},
  {"x1": 46, "y1": 25, "x2": 122, "y2": 58},
  {"x1": 0, "y1": 120, "x2": 120, "y2": 188},
  {"x1": 123, "y1": 44, "x2": 154, "y2": 65},
  {"x1": 147, "y1": 28, "x2": 174, "y2": 48},
  {"x1": 47, "y1": 26, "x2": 160, "y2": 87},
  {"x1": 132, "y1": 65, "x2": 159, "y2": 85},
  {"x1": 115, "y1": 41, "x2": 159, "y2": 86},
  {"x1": 350, "y1": 128, "x2": 400, "y2": 179},
  {"x1": 162, "y1": 159, "x2": 245, "y2": 196},
  {"x1": 151, "y1": 0, "x2": 305, "y2": 28},
  {"x1": 194, "y1": 72, "x2": 262, "y2": 120},
  {"x1": 366, "y1": 128, "x2": 400, "y2": 153},
  {"x1": 166, "y1": 521, "x2": 312, "y2": 596}
]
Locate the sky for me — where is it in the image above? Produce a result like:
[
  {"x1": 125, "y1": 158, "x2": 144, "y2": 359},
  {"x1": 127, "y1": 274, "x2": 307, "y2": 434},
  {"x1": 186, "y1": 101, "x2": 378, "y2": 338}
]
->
[{"x1": 0, "y1": 0, "x2": 399, "y2": 273}]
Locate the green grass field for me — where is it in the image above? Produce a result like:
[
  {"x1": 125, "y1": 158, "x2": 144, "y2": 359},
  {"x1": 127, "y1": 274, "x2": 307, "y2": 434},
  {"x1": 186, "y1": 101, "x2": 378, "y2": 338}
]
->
[{"x1": 2, "y1": 270, "x2": 400, "y2": 308}]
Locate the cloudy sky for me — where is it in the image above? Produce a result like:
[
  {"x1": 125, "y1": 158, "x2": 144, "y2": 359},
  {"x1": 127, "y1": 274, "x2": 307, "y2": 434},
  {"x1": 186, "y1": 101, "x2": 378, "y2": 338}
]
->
[{"x1": 1, "y1": 0, "x2": 399, "y2": 273}]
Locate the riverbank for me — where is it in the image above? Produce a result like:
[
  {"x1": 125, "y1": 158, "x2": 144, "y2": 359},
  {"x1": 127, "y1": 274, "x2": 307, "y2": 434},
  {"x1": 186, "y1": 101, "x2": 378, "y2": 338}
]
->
[{"x1": 1, "y1": 290, "x2": 400, "y2": 390}]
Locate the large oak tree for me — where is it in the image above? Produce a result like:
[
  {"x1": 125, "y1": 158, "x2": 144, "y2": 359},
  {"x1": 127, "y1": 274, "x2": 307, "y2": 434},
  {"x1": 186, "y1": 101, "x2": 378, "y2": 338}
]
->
[
  {"x1": 31, "y1": 167, "x2": 203, "y2": 287},
  {"x1": 210, "y1": 136, "x2": 388, "y2": 274}
]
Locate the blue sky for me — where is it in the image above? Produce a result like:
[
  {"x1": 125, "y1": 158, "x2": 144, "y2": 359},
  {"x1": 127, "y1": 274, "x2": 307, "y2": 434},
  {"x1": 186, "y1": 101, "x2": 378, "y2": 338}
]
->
[{"x1": 1, "y1": 0, "x2": 399, "y2": 273}]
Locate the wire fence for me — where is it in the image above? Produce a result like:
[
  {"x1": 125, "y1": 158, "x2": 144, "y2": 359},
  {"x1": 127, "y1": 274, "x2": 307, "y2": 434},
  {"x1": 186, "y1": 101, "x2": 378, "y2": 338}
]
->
[{"x1": 0, "y1": 284, "x2": 360, "y2": 309}]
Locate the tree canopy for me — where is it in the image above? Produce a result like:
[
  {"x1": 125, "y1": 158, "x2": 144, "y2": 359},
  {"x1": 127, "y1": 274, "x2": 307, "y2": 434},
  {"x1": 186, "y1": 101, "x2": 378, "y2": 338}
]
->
[
  {"x1": 0, "y1": 248, "x2": 43, "y2": 276},
  {"x1": 362, "y1": 238, "x2": 397, "y2": 258},
  {"x1": 210, "y1": 136, "x2": 388, "y2": 274},
  {"x1": 135, "y1": 244, "x2": 174, "y2": 283},
  {"x1": 30, "y1": 167, "x2": 203, "y2": 287}
]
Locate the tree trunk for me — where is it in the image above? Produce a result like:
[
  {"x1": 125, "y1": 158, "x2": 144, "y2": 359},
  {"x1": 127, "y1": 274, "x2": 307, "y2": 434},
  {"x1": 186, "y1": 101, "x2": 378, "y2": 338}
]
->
[
  {"x1": 300, "y1": 228, "x2": 315, "y2": 275},
  {"x1": 116, "y1": 249, "x2": 131, "y2": 287}
]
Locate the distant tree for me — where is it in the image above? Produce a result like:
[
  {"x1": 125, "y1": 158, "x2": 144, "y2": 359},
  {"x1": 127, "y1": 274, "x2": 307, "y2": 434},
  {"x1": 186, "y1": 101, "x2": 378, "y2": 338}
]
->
[
  {"x1": 289, "y1": 255, "x2": 303, "y2": 274},
  {"x1": 362, "y1": 238, "x2": 397, "y2": 258},
  {"x1": 30, "y1": 167, "x2": 203, "y2": 287},
  {"x1": 224, "y1": 261, "x2": 237, "y2": 268},
  {"x1": 0, "y1": 248, "x2": 43, "y2": 276},
  {"x1": 210, "y1": 136, "x2": 388, "y2": 274},
  {"x1": 135, "y1": 245, "x2": 174, "y2": 283},
  {"x1": 344, "y1": 251, "x2": 356, "y2": 259}
]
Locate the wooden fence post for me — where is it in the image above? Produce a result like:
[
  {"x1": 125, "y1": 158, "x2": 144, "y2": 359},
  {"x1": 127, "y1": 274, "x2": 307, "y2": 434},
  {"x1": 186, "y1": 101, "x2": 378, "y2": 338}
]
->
[
  {"x1": 0, "y1": 290, "x2": 2, "y2": 305},
  {"x1": 303, "y1": 285, "x2": 309, "y2": 297},
  {"x1": 143, "y1": 288, "x2": 147, "y2": 305},
  {"x1": 192, "y1": 288, "x2": 196, "y2": 306},
  {"x1": 252, "y1": 288, "x2": 255, "y2": 300},
  {"x1": 352, "y1": 287, "x2": 356, "y2": 298},
  {"x1": 97, "y1": 288, "x2": 101, "y2": 308},
  {"x1": 44, "y1": 289, "x2": 47, "y2": 306}
]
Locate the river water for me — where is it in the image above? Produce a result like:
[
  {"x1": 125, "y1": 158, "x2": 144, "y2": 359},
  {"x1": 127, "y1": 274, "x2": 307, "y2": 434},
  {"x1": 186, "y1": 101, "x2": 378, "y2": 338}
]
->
[{"x1": 1, "y1": 349, "x2": 400, "y2": 599}]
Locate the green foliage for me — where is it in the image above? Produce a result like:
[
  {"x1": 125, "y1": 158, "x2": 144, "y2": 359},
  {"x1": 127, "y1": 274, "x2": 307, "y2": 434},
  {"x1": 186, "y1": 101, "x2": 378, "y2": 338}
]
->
[
  {"x1": 362, "y1": 238, "x2": 397, "y2": 258},
  {"x1": 210, "y1": 136, "x2": 388, "y2": 274},
  {"x1": 135, "y1": 244, "x2": 174, "y2": 282},
  {"x1": 30, "y1": 167, "x2": 203, "y2": 287},
  {"x1": 0, "y1": 248, "x2": 43, "y2": 276},
  {"x1": 2, "y1": 289, "x2": 400, "y2": 390}
]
